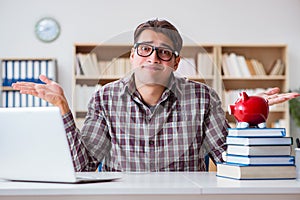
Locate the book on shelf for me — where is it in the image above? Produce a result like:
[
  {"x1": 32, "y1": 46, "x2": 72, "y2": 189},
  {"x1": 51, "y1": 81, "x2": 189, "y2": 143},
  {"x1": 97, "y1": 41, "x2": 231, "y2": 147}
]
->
[
  {"x1": 227, "y1": 145, "x2": 291, "y2": 156},
  {"x1": 268, "y1": 59, "x2": 285, "y2": 75},
  {"x1": 74, "y1": 84, "x2": 101, "y2": 111},
  {"x1": 76, "y1": 53, "x2": 131, "y2": 78},
  {"x1": 217, "y1": 162, "x2": 296, "y2": 180},
  {"x1": 227, "y1": 127, "x2": 286, "y2": 137},
  {"x1": 245, "y1": 59, "x2": 256, "y2": 76},
  {"x1": 228, "y1": 53, "x2": 243, "y2": 77},
  {"x1": 221, "y1": 54, "x2": 230, "y2": 76},
  {"x1": 222, "y1": 53, "x2": 266, "y2": 77},
  {"x1": 197, "y1": 52, "x2": 214, "y2": 77},
  {"x1": 175, "y1": 57, "x2": 197, "y2": 77},
  {"x1": 75, "y1": 55, "x2": 84, "y2": 75},
  {"x1": 250, "y1": 59, "x2": 266, "y2": 75},
  {"x1": 99, "y1": 58, "x2": 131, "y2": 77},
  {"x1": 225, "y1": 154, "x2": 294, "y2": 165},
  {"x1": 76, "y1": 53, "x2": 99, "y2": 76},
  {"x1": 236, "y1": 55, "x2": 251, "y2": 77},
  {"x1": 226, "y1": 136, "x2": 293, "y2": 146}
]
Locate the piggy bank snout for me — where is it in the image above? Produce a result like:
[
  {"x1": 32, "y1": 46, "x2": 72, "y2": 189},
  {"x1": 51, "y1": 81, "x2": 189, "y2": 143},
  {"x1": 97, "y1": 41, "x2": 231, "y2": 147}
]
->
[{"x1": 228, "y1": 104, "x2": 235, "y2": 115}]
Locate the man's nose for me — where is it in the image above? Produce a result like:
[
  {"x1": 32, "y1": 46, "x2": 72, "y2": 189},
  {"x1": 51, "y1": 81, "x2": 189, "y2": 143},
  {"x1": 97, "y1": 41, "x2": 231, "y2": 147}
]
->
[{"x1": 147, "y1": 49, "x2": 161, "y2": 63}]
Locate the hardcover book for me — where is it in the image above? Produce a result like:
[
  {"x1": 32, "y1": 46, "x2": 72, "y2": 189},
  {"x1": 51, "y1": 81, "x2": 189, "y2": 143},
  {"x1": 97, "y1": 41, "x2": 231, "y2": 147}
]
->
[
  {"x1": 227, "y1": 128, "x2": 286, "y2": 137},
  {"x1": 225, "y1": 154, "x2": 295, "y2": 165},
  {"x1": 227, "y1": 145, "x2": 291, "y2": 156},
  {"x1": 217, "y1": 163, "x2": 296, "y2": 180},
  {"x1": 226, "y1": 136, "x2": 292, "y2": 146}
]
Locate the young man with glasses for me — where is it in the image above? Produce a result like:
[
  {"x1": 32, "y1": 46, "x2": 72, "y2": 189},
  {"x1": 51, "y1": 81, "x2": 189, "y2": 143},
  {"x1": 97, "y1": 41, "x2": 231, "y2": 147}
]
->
[{"x1": 12, "y1": 19, "x2": 299, "y2": 172}]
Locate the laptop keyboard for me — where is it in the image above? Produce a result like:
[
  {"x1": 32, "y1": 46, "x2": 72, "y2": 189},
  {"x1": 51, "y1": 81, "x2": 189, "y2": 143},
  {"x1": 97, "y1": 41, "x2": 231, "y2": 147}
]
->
[{"x1": 75, "y1": 172, "x2": 122, "y2": 182}]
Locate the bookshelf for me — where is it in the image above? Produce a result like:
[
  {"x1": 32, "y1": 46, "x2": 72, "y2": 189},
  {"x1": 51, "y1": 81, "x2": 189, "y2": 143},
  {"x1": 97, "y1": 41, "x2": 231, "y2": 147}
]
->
[
  {"x1": 0, "y1": 58, "x2": 57, "y2": 107},
  {"x1": 72, "y1": 43, "x2": 290, "y2": 135}
]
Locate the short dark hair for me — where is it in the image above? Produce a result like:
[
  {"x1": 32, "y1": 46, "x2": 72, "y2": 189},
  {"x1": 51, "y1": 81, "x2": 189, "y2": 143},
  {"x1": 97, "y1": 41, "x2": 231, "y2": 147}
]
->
[{"x1": 133, "y1": 19, "x2": 183, "y2": 54}]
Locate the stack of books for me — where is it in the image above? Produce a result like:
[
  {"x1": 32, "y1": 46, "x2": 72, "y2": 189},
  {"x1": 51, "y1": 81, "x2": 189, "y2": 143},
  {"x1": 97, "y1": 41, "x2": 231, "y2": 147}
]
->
[{"x1": 217, "y1": 128, "x2": 296, "y2": 180}]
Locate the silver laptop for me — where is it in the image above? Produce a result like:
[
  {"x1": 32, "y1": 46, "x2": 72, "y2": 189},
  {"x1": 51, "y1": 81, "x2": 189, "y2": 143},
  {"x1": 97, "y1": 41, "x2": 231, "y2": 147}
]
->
[{"x1": 0, "y1": 106, "x2": 121, "y2": 183}]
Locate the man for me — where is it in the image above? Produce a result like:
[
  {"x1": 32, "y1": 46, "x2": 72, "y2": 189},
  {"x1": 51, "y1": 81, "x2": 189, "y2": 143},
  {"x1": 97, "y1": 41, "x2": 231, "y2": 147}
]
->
[{"x1": 12, "y1": 19, "x2": 299, "y2": 172}]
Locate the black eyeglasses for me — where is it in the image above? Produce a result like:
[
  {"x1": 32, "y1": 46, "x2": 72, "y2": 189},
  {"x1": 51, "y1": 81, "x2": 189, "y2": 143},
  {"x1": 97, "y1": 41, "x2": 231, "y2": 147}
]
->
[{"x1": 134, "y1": 43, "x2": 179, "y2": 61}]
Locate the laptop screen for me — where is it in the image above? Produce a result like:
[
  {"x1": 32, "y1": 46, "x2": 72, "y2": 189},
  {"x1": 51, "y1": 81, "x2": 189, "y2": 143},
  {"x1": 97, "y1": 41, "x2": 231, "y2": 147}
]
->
[{"x1": 0, "y1": 107, "x2": 77, "y2": 182}]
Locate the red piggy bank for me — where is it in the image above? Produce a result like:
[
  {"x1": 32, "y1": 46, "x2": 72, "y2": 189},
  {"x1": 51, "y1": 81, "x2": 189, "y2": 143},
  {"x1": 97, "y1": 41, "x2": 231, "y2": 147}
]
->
[{"x1": 228, "y1": 92, "x2": 269, "y2": 128}]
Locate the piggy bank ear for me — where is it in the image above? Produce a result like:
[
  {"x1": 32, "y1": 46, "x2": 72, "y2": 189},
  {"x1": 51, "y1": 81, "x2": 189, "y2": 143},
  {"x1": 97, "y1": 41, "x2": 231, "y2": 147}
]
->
[{"x1": 240, "y1": 92, "x2": 249, "y2": 101}]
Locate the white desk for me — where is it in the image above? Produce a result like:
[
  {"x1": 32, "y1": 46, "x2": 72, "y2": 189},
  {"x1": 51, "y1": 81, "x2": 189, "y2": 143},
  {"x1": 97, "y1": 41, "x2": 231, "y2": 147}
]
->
[{"x1": 0, "y1": 172, "x2": 300, "y2": 200}]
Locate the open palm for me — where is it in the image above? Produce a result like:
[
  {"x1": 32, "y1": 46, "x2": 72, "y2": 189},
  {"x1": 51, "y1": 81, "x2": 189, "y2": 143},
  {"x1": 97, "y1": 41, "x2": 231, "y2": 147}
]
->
[{"x1": 12, "y1": 74, "x2": 70, "y2": 114}]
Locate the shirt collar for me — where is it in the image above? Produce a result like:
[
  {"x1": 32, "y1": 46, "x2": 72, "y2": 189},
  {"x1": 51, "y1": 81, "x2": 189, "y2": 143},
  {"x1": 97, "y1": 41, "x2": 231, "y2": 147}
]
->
[
  {"x1": 119, "y1": 72, "x2": 137, "y2": 97},
  {"x1": 166, "y1": 73, "x2": 183, "y2": 96}
]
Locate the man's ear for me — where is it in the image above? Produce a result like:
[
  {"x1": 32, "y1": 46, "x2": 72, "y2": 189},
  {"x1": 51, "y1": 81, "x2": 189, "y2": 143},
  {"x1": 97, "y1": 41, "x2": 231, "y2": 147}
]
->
[
  {"x1": 130, "y1": 48, "x2": 135, "y2": 63},
  {"x1": 173, "y1": 56, "x2": 181, "y2": 70}
]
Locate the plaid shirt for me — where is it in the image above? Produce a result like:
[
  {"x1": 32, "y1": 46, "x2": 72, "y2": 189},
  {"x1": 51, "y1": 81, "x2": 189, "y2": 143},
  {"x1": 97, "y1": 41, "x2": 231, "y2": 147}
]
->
[{"x1": 63, "y1": 73, "x2": 229, "y2": 172}]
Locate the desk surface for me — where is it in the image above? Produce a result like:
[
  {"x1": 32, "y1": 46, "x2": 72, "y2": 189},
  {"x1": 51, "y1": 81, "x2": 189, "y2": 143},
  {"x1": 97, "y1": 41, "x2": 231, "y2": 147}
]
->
[{"x1": 1, "y1": 172, "x2": 300, "y2": 200}]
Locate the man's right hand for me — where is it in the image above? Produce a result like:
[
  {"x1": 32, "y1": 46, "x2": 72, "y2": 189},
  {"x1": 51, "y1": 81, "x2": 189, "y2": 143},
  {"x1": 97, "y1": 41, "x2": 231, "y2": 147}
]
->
[{"x1": 12, "y1": 74, "x2": 70, "y2": 115}]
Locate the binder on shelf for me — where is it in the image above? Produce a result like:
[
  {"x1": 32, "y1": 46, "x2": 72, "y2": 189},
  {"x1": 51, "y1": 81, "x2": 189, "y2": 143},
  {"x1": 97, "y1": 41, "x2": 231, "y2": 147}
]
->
[
  {"x1": 0, "y1": 58, "x2": 57, "y2": 108},
  {"x1": 13, "y1": 61, "x2": 20, "y2": 84},
  {"x1": 20, "y1": 60, "x2": 26, "y2": 81},
  {"x1": 27, "y1": 60, "x2": 34, "y2": 82},
  {"x1": 6, "y1": 61, "x2": 13, "y2": 86},
  {"x1": 1, "y1": 59, "x2": 57, "y2": 87},
  {"x1": 1, "y1": 91, "x2": 51, "y2": 108},
  {"x1": 1, "y1": 61, "x2": 7, "y2": 86}
]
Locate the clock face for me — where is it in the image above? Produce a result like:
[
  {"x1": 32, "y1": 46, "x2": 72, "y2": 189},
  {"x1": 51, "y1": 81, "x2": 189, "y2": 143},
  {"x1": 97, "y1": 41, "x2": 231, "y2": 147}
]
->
[{"x1": 35, "y1": 17, "x2": 60, "y2": 42}]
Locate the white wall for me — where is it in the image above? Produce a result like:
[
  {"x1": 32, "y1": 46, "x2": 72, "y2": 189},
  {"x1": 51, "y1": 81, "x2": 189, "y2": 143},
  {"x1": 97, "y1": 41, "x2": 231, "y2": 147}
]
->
[{"x1": 1, "y1": 0, "x2": 300, "y2": 134}]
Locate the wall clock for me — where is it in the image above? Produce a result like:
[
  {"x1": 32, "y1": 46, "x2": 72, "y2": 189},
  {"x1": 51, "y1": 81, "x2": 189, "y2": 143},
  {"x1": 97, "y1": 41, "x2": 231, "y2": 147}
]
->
[{"x1": 35, "y1": 17, "x2": 60, "y2": 43}]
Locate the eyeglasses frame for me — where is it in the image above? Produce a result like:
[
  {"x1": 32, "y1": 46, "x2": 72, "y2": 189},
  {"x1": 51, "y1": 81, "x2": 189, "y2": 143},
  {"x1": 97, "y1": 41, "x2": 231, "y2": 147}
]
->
[{"x1": 133, "y1": 42, "x2": 179, "y2": 61}]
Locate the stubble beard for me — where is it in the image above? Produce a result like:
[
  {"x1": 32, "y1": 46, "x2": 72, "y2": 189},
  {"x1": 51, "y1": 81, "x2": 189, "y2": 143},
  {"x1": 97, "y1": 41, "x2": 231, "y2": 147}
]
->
[{"x1": 133, "y1": 64, "x2": 173, "y2": 89}]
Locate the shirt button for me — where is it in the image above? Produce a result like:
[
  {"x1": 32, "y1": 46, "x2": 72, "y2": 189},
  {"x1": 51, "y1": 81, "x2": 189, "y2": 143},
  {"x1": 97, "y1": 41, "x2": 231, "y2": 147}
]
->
[
  {"x1": 149, "y1": 140, "x2": 154, "y2": 146},
  {"x1": 150, "y1": 163, "x2": 155, "y2": 170}
]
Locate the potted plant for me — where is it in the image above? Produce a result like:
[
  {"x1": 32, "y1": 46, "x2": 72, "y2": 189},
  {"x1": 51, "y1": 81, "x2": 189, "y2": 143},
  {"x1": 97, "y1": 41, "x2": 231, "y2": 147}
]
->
[{"x1": 289, "y1": 89, "x2": 300, "y2": 127}]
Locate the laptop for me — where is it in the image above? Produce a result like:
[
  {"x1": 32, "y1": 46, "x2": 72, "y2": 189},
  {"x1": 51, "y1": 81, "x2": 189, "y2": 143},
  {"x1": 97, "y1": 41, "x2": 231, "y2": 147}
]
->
[{"x1": 0, "y1": 106, "x2": 122, "y2": 183}]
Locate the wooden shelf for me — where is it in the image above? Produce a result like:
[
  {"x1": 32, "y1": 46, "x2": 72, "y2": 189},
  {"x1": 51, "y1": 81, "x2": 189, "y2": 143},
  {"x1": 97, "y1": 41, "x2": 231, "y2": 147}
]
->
[
  {"x1": 222, "y1": 75, "x2": 285, "y2": 80},
  {"x1": 0, "y1": 86, "x2": 15, "y2": 91}
]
